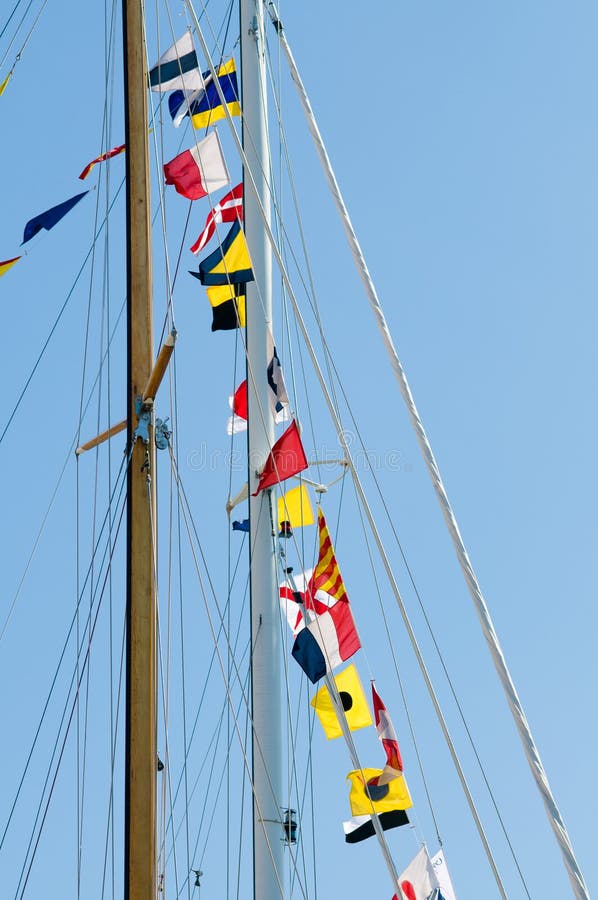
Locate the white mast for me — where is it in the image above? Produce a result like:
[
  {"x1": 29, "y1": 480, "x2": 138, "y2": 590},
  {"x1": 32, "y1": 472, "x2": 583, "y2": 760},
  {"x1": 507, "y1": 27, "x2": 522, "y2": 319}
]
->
[{"x1": 240, "y1": 2, "x2": 285, "y2": 899}]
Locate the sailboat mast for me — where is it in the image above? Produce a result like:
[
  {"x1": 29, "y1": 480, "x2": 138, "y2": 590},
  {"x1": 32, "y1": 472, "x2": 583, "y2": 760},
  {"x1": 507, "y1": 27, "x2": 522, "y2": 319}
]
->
[
  {"x1": 240, "y1": 2, "x2": 285, "y2": 898},
  {"x1": 122, "y1": 0, "x2": 157, "y2": 896}
]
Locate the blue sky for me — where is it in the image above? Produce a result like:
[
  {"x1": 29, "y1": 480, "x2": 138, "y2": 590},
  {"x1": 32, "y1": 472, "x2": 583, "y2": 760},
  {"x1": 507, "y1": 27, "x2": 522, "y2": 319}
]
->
[{"x1": 0, "y1": 1, "x2": 596, "y2": 898}]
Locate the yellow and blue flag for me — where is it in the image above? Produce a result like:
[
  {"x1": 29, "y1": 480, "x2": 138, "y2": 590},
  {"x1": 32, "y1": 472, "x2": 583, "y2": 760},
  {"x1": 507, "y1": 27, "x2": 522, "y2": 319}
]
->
[
  {"x1": 169, "y1": 59, "x2": 240, "y2": 129},
  {"x1": 196, "y1": 219, "x2": 253, "y2": 286}
]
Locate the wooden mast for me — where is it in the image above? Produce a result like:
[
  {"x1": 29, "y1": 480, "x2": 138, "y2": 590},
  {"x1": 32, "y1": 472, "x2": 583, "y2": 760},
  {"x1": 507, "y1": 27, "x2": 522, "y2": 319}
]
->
[{"x1": 122, "y1": 0, "x2": 157, "y2": 895}]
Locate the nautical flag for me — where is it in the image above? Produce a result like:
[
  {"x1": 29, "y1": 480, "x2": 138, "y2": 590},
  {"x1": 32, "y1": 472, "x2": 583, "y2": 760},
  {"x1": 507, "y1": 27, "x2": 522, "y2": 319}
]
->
[
  {"x1": 149, "y1": 32, "x2": 204, "y2": 93},
  {"x1": 169, "y1": 58, "x2": 240, "y2": 129},
  {"x1": 430, "y1": 850, "x2": 457, "y2": 900},
  {"x1": 232, "y1": 519, "x2": 250, "y2": 532},
  {"x1": 372, "y1": 684, "x2": 404, "y2": 780},
  {"x1": 279, "y1": 568, "x2": 314, "y2": 635},
  {"x1": 291, "y1": 579, "x2": 360, "y2": 682},
  {"x1": 0, "y1": 71, "x2": 12, "y2": 96},
  {"x1": 311, "y1": 508, "x2": 349, "y2": 604},
  {"x1": 163, "y1": 130, "x2": 229, "y2": 200},
  {"x1": 227, "y1": 333, "x2": 289, "y2": 433},
  {"x1": 205, "y1": 283, "x2": 246, "y2": 330},
  {"x1": 290, "y1": 509, "x2": 361, "y2": 682},
  {"x1": 311, "y1": 664, "x2": 372, "y2": 739},
  {"x1": 0, "y1": 256, "x2": 21, "y2": 277},
  {"x1": 22, "y1": 191, "x2": 89, "y2": 244},
  {"x1": 197, "y1": 219, "x2": 253, "y2": 285},
  {"x1": 228, "y1": 379, "x2": 248, "y2": 432},
  {"x1": 79, "y1": 143, "x2": 126, "y2": 180},
  {"x1": 190, "y1": 182, "x2": 243, "y2": 254},
  {"x1": 346, "y1": 767, "x2": 412, "y2": 817},
  {"x1": 343, "y1": 810, "x2": 409, "y2": 844},
  {"x1": 253, "y1": 420, "x2": 308, "y2": 495},
  {"x1": 397, "y1": 846, "x2": 441, "y2": 900},
  {"x1": 277, "y1": 484, "x2": 314, "y2": 530}
]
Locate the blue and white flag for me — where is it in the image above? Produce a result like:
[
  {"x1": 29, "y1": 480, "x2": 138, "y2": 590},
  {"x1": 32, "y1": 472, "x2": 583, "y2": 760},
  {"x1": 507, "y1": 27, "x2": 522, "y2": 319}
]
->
[{"x1": 149, "y1": 32, "x2": 205, "y2": 93}]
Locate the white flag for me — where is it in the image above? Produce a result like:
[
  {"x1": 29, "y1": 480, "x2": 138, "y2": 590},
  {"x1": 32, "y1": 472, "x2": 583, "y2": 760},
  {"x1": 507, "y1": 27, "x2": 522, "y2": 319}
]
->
[
  {"x1": 398, "y1": 846, "x2": 440, "y2": 900},
  {"x1": 149, "y1": 32, "x2": 205, "y2": 93},
  {"x1": 431, "y1": 849, "x2": 457, "y2": 900}
]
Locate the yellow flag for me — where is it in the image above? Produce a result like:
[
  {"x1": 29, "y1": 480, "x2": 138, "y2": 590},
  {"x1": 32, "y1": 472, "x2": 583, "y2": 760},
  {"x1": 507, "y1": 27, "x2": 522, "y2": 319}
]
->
[
  {"x1": 0, "y1": 256, "x2": 21, "y2": 277},
  {"x1": 347, "y1": 767, "x2": 412, "y2": 816},
  {"x1": 311, "y1": 664, "x2": 372, "y2": 739},
  {"x1": 277, "y1": 484, "x2": 314, "y2": 530},
  {"x1": 0, "y1": 71, "x2": 12, "y2": 97}
]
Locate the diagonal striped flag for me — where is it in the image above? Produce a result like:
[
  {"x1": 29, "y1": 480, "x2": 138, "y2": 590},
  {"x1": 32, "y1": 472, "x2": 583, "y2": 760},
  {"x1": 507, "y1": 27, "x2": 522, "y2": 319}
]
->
[
  {"x1": 190, "y1": 182, "x2": 243, "y2": 254},
  {"x1": 308, "y1": 508, "x2": 349, "y2": 604},
  {"x1": 372, "y1": 683, "x2": 404, "y2": 780}
]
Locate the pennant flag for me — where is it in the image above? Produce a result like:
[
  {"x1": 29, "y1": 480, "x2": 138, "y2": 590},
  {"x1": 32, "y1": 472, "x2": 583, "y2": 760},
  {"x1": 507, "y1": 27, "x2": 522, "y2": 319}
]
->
[
  {"x1": 343, "y1": 810, "x2": 409, "y2": 844},
  {"x1": 346, "y1": 767, "x2": 412, "y2": 817},
  {"x1": 277, "y1": 484, "x2": 314, "y2": 530},
  {"x1": 372, "y1": 684, "x2": 404, "y2": 780},
  {"x1": 0, "y1": 256, "x2": 21, "y2": 277},
  {"x1": 163, "y1": 130, "x2": 230, "y2": 200},
  {"x1": 79, "y1": 143, "x2": 126, "y2": 180},
  {"x1": 232, "y1": 519, "x2": 250, "y2": 533},
  {"x1": 430, "y1": 850, "x2": 457, "y2": 900},
  {"x1": 311, "y1": 664, "x2": 372, "y2": 739},
  {"x1": 253, "y1": 420, "x2": 308, "y2": 495},
  {"x1": 190, "y1": 183, "x2": 243, "y2": 254},
  {"x1": 226, "y1": 482, "x2": 248, "y2": 514},
  {"x1": 149, "y1": 32, "x2": 204, "y2": 93},
  {"x1": 169, "y1": 58, "x2": 240, "y2": 129},
  {"x1": 227, "y1": 332, "x2": 290, "y2": 434},
  {"x1": 310, "y1": 508, "x2": 349, "y2": 602},
  {"x1": 398, "y1": 847, "x2": 441, "y2": 900},
  {"x1": 197, "y1": 219, "x2": 253, "y2": 285},
  {"x1": 0, "y1": 71, "x2": 12, "y2": 97},
  {"x1": 204, "y1": 283, "x2": 246, "y2": 330},
  {"x1": 290, "y1": 509, "x2": 361, "y2": 682},
  {"x1": 22, "y1": 191, "x2": 89, "y2": 244}
]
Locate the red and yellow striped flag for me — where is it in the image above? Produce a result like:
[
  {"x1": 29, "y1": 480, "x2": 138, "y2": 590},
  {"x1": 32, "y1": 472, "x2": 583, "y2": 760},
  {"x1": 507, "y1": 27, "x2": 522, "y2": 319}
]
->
[
  {"x1": 310, "y1": 508, "x2": 349, "y2": 604},
  {"x1": 79, "y1": 143, "x2": 126, "y2": 180},
  {"x1": 0, "y1": 256, "x2": 21, "y2": 277}
]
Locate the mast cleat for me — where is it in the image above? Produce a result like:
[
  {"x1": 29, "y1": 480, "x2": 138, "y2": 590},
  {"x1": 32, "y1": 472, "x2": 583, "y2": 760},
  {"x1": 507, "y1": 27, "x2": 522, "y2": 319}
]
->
[{"x1": 133, "y1": 396, "x2": 153, "y2": 445}]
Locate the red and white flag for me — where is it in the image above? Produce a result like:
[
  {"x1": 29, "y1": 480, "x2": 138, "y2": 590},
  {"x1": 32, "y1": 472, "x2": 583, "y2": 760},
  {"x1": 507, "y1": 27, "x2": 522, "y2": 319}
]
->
[
  {"x1": 397, "y1": 846, "x2": 440, "y2": 900},
  {"x1": 163, "y1": 130, "x2": 229, "y2": 201},
  {"x1": 190, "y1": 182, "x2": 243, "y2": 254},
  {"x1": 227, "y1": 330, "x2": 289, "y2": 434},
  {"x1": 252, "y1": 420, "x2": 308, "y2": 495},
  {"x1": 372, "y1": 684, "x2": 404, "y2": 779}
]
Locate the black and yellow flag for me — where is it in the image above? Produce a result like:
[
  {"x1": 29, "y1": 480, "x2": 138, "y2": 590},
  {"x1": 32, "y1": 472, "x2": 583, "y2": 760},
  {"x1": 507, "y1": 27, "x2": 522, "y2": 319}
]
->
[
  {"x1": 311, "y1": 664, "x2": 372, "y2": 739},
  {"x1": 205, "y1": 283, "x2": 246, "y2": 331},
  {"x1": 347, "y1": 767, "x2": 412, "y2": 817}
]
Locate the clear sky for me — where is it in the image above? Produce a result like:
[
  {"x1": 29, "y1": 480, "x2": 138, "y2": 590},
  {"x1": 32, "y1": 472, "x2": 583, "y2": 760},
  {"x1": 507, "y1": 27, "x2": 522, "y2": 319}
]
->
[{"x1": 0, "y1": 2, "x2": 596, "y2": 898}]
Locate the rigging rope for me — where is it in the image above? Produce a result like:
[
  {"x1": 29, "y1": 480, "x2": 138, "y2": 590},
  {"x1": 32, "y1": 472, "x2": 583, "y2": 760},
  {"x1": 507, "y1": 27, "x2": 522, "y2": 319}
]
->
[
  {"x1": 187, "y1": 25, "x2": 510, "y2": 887},
  {"x1": 266, "y1": 8, "x2": 589, "y2": 898}
]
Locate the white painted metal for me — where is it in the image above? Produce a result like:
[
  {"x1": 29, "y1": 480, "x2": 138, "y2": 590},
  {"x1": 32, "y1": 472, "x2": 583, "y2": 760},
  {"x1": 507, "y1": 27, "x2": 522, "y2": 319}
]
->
[{"x1": 240, "y1": 3, "x2": 285, "y2": 899}]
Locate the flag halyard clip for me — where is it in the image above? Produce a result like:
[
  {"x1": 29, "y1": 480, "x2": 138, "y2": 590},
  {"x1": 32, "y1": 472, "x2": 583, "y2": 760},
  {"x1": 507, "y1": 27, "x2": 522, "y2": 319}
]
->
[{"x1": 133, "y1": 396, "x2": 153, "y2": 445}]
